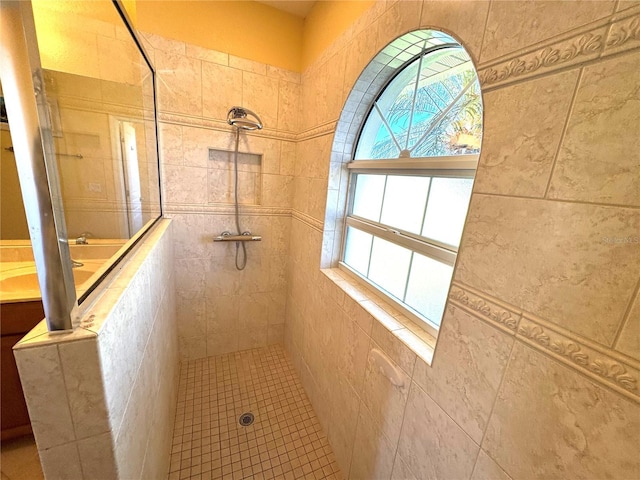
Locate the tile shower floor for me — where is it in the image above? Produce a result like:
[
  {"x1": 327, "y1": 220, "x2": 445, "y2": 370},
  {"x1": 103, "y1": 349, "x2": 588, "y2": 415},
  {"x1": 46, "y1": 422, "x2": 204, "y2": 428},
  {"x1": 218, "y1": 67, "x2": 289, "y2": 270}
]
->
[{"x1": 169, "y1": 345, "x2": 343, "y2": 480}]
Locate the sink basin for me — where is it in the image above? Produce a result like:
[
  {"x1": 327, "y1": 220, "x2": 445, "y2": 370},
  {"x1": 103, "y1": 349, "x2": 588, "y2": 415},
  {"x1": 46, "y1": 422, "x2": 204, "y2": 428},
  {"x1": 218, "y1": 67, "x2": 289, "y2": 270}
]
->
[{"x1": 0, "y1": 270, "x2": 94, "y2": 293}]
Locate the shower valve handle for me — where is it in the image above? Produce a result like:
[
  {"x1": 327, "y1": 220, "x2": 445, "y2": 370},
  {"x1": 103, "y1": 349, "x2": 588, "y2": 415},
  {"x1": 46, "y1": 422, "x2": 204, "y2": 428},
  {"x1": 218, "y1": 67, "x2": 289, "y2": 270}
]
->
[{"x1": 214, "y1": 231, "x2": 262, "y2": 242}]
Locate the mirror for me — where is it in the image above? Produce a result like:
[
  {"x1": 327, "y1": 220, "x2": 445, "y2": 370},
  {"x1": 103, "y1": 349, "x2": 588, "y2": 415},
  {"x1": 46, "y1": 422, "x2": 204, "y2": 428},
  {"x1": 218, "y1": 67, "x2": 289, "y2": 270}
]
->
[
  {"x1": 0, "y1": 0, "x2": 162, "y2": 303},
  {"x1": 0, "y1": 103, "x2": 29, "y2": 241},
  {"x1": 32, "y1": 0, "x2": 161, "y2": 240}
]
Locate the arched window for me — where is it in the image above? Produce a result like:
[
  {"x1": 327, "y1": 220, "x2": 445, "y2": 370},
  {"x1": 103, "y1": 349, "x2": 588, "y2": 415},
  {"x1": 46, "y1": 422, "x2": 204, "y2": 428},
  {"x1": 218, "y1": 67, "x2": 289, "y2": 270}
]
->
[{"x1": 341, "y1": 30, "x2": 482, "y2": 336}]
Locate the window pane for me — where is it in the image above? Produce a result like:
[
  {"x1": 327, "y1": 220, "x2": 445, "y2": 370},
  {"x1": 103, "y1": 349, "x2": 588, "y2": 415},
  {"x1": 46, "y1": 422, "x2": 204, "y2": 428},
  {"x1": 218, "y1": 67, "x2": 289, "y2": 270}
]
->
[
  {"x1": 355, "y1": 105, "x2": 400, "y2": 160},
  {"x1": 352, "y1": 174, "x2": 385, "y2": 222},
  {"x1": 410, "y1": 73, "x2": 482, "y2": 158},
  {"x1": 409, "y1": 48, "x2": 481, "y2": 157},
  {"x1": 355, "y1": 59, "x2": 421, "y2": 159},
  {"x1": 380, "y1": 176, "x2": 430, "y2": 235},
  {"x1": 368, "y1": 237, "x2": 411, "y2": 299},
  {"x1": 405, "y1": 253, "x2": 453, "y2": 327},
  {"x1": 422, "y1": 177, "x2": 473, "y2": 247},
  {"x1": 344, "y1": 227, "x2": 373, "y2": 276},
  {"x1": 356, "y1": 44, "x2": 482, "y2": 160},
  {"x1": 343, "y1": 29, "x2": 482, "y2": 333}
]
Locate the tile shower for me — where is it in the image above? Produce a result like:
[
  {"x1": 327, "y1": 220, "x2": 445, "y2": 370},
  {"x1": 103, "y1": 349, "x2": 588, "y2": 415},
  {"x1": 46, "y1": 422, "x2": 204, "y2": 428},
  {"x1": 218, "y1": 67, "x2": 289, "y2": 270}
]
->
[
  {"x1": 169, "y1": 345, "x2": 341, "y2": 480},
  {"x1": 289, "y1": 2, "x2": 639, "y2": 478},
  {"x1": 10, "y1": 1, "x2": 639, "y2": 479},
  {"x1": 158, "y1": 48, "x2": 297, "y2": 357},
  {"x1": 154, "y1": 0, "x2": 640, "y2": 478}
]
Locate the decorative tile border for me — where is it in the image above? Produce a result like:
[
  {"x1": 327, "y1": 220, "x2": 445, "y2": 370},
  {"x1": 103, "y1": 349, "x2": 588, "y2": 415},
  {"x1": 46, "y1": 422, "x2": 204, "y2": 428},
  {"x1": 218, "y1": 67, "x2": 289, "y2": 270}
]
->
[
  {"x1": 605, "y1": 12, "x2": 640, "y2": 55},
  {"x1": 292, "y1": 209, "x2": 325, "y2": 232},
  {"x1": 45, "y1": 97, "x2": 301, "y2": 144},
  {"x1": 159, "y1": 112, "x2": 337, "y2": 144},
  {"x1": 478, "y1": 29, "x2": 606, "y2": 89},
  {"x1": 449, "y1": 282, "x2": 640, "y2": 403},
  {"x1": 51, "y1": 94, "x2": 151, "y2": 121},
  {"x1": 296, "y1": 121, "x2": 338, "y2": 142},
  {"x1": 158, "y1": 112, "x2": 297, "y2": 142},
  {"x1": 448, "y1": 283, "x2": 521, "y2": 335},
  {"x1": 164, "y1": 203, "x2": 291, "y2": 217},
  {"x1": 518, "y1": 315, "x2": 639, "y2": 403},
  {"x1": 477, "y1": 8, "x2": 640, "y2": 90}
]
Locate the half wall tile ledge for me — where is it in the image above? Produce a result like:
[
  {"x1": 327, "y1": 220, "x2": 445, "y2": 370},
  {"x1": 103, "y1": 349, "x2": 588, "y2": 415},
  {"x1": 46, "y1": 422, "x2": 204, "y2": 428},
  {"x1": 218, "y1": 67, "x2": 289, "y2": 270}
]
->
[
  {"x1": 13, "y1": 319, "x2": 97, "y2": 351},
  {"x1": 13, "y1": 219, "x2": 173, "y2": 350},
  {"x1": 320, "y1": 268, "x2": 436, "y2": 365}
]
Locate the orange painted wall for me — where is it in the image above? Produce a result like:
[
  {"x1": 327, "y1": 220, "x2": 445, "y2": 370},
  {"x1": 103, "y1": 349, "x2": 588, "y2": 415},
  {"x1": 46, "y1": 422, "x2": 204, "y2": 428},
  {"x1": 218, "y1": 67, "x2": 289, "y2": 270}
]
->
[
  {"x1": 302, "y1": 0, "x2": 374, "y2": 69},
  {"x1": 31, "y1": 0, "x2": 376, "y2": 73},
  {"x1": 134, "y1": 0, "x2": 374, "y2": 72},
  {"x1": 135, "y1": 0, "x2": 304, "y2": 72}
]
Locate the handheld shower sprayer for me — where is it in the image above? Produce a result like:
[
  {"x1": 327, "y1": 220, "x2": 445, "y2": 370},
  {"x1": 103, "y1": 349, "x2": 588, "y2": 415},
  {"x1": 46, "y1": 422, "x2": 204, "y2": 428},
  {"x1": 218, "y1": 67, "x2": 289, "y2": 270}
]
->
[{"x1": 226, "y1": 107, "x2": 263, "y2": 131}]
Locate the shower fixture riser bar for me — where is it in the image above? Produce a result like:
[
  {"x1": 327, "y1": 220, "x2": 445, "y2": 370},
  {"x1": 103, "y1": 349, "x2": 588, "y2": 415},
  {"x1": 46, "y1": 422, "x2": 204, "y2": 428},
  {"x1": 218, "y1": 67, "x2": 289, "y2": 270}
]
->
[{"x1": 214, "y1": 234, "x2": 262, "y2": 242}]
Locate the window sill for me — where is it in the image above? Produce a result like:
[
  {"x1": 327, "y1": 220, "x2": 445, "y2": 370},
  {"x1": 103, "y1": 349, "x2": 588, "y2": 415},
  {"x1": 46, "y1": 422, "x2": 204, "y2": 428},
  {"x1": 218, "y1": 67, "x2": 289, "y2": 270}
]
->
[{"x1": 321, "y1": 267, "x2": 436, "y2": 366}]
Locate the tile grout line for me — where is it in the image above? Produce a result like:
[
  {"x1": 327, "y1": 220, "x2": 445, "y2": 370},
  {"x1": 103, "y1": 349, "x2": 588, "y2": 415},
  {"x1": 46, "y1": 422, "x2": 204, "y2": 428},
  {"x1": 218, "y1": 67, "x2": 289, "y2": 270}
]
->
[
  {"x1": 611, "y1": 275, "x2": 640, "y2": 350},
  {"x1": 388, "y1": 377, "x2": 417, "y2": 480},
  {"x1": 476, "y1": 0, "x2": 494, "y2": 66},
  {"x1": 54, "y1": 345, "x2": 86, "y2": 480},
  {"x1": 544, "y1": 66, "x2": 583, "y2": 199},
  {"x1": 474, "y1": 189, "x2": 640, "y2": 210},
  {"x1": 470, "y1": 333, "x2": 518, "y2": 476}
]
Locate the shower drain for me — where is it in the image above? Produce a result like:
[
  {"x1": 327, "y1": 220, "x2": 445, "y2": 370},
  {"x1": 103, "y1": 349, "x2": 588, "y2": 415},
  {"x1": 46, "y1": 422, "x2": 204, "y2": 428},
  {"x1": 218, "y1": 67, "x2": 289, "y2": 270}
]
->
[{"x1": 239, "y1": 412, "x2": 255, "y2": 426}]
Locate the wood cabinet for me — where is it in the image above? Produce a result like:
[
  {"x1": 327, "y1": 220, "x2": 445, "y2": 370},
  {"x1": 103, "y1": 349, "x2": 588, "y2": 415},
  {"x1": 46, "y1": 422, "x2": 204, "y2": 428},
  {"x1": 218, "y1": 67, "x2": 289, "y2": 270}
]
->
[{"x1": 0, "y1": 301, "x2": 44, "y2": 440}]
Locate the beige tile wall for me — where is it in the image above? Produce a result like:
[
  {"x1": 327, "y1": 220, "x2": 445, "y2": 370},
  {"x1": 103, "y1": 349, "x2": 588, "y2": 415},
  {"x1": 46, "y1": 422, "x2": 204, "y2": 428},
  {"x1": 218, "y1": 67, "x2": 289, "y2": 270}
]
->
[
  {"x1": 14, "y1": 219, "x2": 178, "y2": 479},
  {"x1": 285, "y1": 1, "x2": 640, "y2": 479},
  {"x1": 144, "y1": 32, "x2": 300, "y2": 360}
]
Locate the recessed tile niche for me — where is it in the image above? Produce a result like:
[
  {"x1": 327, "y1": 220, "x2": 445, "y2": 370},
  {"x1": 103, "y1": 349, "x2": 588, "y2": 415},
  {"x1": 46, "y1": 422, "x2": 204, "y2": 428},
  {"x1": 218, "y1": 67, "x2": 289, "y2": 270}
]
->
[{"x1": 207, "y1": 148, "x2": 262, "y2": 205}]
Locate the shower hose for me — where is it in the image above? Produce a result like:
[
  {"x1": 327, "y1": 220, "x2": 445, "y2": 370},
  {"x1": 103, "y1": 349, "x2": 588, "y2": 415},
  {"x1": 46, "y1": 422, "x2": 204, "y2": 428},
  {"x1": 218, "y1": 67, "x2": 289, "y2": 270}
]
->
[{"x1": 233, "y1": 128, "x2": 247, "y2": 270}]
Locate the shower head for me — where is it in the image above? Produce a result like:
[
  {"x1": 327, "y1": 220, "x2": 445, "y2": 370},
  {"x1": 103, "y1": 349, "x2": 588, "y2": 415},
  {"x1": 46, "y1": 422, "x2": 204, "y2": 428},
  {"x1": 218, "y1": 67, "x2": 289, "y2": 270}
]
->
[{"x1": 227, "y1": 107, "x2": 263, "y2": 131}]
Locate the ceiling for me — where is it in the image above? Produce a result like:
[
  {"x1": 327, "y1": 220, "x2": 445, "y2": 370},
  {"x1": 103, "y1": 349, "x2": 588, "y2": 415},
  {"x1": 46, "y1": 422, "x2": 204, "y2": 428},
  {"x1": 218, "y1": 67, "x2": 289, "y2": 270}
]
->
[{"x1": 257, "y1": 0, "x2": 316, "y2": 18}]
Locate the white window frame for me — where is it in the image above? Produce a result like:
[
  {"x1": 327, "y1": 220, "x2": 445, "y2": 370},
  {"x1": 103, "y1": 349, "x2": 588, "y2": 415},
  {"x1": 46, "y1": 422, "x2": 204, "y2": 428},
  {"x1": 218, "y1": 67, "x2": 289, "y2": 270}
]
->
[{"x1": 339, "y1": 44, "x2": 481, "y2": 337}]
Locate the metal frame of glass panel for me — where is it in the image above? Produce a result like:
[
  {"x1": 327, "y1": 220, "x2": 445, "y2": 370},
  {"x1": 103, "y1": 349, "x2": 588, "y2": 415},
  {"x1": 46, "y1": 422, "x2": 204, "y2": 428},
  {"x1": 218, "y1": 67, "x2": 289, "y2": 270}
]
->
[
  {"x1": 0, "y1": 0, "x2": 163, "y2": 330},
  {"x1": 1, "y1": 0, "x2": 77, "y2": 330}
]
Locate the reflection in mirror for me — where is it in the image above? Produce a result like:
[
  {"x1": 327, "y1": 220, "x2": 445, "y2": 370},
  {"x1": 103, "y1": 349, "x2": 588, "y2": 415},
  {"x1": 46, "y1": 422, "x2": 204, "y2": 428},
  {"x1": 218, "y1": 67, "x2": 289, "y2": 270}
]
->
[
  {"x1": 1, "y1": 98, "x2": 44, "y2": 304},
  {"x1": 1, "y1": 1, "x2": 161, "y2": 306},
  {"x1": 1, "y1": 118, "x2": 29, "y2": 241},
  {"x1": 36, "y1": 0, "x2": 164, "y2": 291}
]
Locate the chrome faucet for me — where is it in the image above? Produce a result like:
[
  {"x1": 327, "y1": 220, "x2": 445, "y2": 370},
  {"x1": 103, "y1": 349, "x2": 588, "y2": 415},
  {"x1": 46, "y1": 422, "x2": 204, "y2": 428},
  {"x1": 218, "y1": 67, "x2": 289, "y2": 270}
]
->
[
  {"x1": 71, "y1": 258, "x2": 84, "y2": 268},
  {"x1": 75, "y1": 232, "x2": 92, "y2": 245}
]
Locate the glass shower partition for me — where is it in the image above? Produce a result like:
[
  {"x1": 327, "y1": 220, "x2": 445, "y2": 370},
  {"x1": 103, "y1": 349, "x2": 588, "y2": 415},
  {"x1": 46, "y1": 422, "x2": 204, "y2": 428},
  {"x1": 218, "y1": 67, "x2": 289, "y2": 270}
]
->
[{"x1": 0, "y1": 0, "x2": 162, "y2": 330}]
